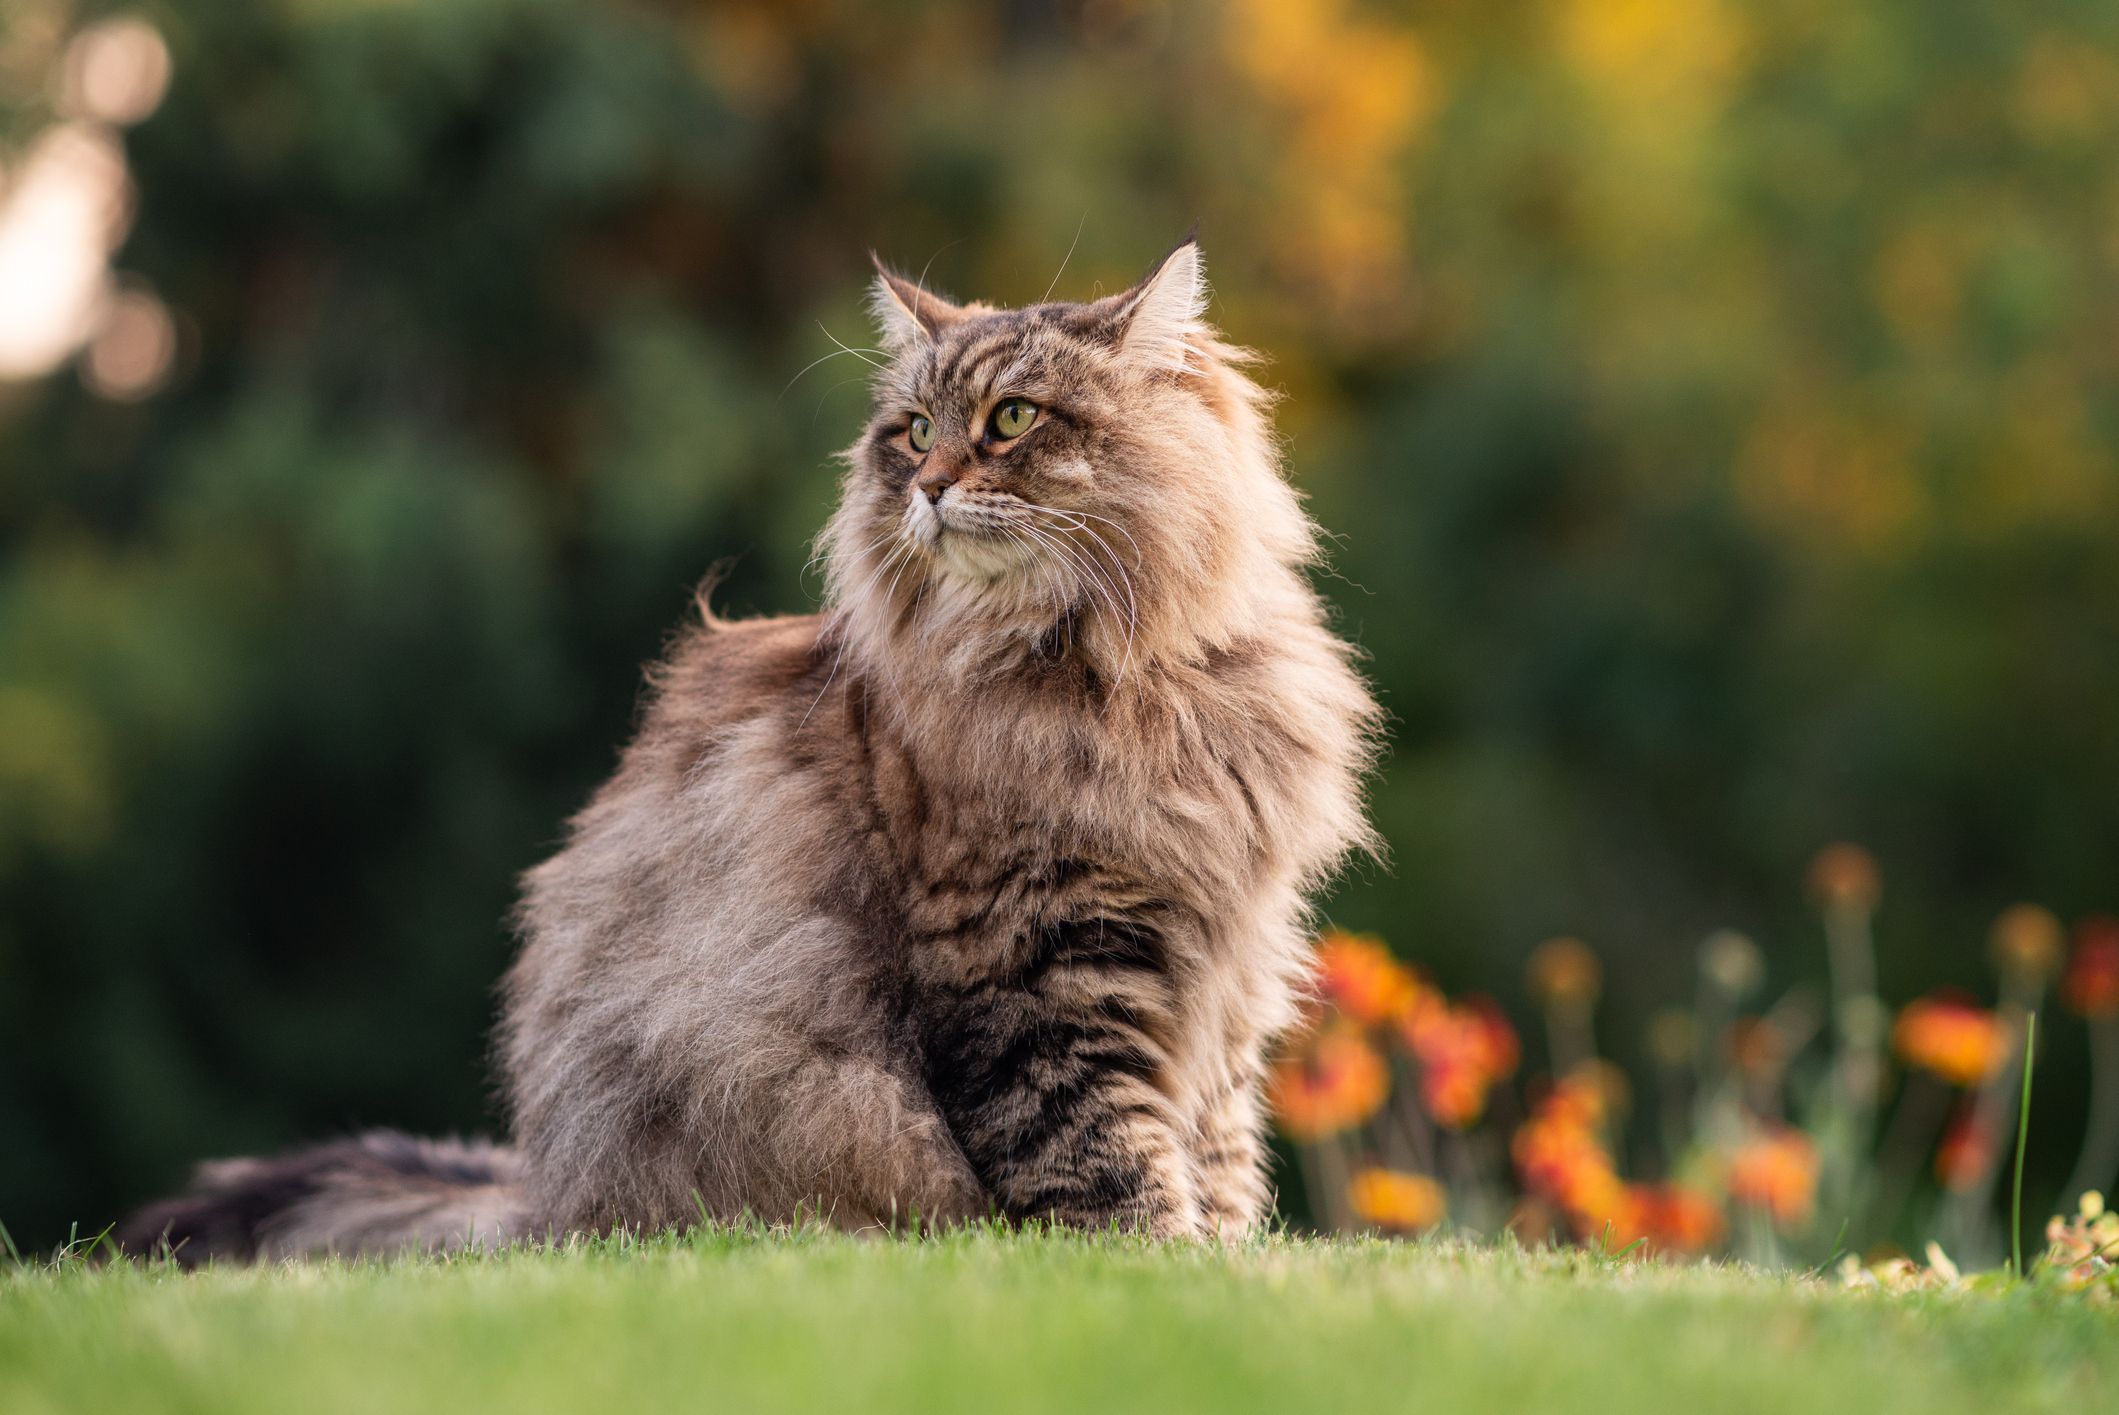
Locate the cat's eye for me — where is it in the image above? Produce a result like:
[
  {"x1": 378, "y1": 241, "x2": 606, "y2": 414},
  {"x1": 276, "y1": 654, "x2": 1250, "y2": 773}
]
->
[
  {"x1": 908, "y1": 415, "x2": 935, "y2": 452},
  {"x1": 990, "y1": 399, "x2": 1038, "y2": 440}
]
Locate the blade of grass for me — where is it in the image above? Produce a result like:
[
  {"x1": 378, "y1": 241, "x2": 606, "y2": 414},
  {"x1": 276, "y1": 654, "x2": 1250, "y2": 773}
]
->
[
  {"x1": 2010, "y1": 1011, "x2": 2037, "y2": 1279},
  {"x1": 1809, "y1": 1216, "x2": 1852, "y2": 1279}
]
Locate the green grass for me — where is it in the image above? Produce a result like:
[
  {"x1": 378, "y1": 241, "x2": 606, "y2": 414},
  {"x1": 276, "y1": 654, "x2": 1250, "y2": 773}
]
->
[{"x1": 2, "y1": 1230, "x2": 2114, "y2": 1414}]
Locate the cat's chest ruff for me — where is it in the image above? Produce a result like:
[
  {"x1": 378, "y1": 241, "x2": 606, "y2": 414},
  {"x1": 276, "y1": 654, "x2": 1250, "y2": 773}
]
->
[{"x1": 865, "y1": 680, "x2": 1276, "y2": 925}]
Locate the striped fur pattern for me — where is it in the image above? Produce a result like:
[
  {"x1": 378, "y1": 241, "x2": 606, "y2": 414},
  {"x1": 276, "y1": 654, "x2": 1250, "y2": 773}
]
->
[{"x1": 120, "y1": 239, "x2": 1378, "y2": 1259}]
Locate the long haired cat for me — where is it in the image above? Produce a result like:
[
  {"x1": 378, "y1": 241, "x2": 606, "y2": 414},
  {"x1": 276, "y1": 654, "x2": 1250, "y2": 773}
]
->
[{"x1": 118, "y1": 237, "x2": 1378, "y2": 1261}]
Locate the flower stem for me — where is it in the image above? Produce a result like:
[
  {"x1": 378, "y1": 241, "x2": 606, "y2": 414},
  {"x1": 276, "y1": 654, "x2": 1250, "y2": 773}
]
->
[
  {"x1": 1821, "y1": 901, "x2": 1882, "y2": 1218},
  {"x1": 1861, "y1": 1071, "x2": 1950, "y2": 1245},
  {"x1": 2010, "y1": 1012, "x2": 2037, "y2": 1279},
  {"x1": 2060, "y1": 1016, "x2": 2119, "y2": 1211},
  {"x1": 1545, "y1": 998, "x2": 1594, "y2": 1078}
]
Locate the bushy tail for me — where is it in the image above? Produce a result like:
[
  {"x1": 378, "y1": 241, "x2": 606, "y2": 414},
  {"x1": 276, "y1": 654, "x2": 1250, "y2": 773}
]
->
[{"x1": 116, "y1": 1131, "x2": 525, "y2": 1267}]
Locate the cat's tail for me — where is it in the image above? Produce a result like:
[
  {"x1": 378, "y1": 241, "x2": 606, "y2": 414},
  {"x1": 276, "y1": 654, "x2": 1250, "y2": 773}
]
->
[{"x1": 114, "y1": 1130, "x2": 527, "y2": 1267}]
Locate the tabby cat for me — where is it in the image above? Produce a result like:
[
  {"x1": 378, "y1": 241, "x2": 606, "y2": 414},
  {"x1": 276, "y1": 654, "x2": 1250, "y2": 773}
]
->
[{"x1": 118, "y1": 237, "x2": 1378, "y2": 1261}]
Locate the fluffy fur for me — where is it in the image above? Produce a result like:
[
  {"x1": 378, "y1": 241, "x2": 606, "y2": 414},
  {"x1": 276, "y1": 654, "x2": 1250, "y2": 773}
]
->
[{"x1": 118, "y1": 238, "x2": 1378, "y2": 1262}]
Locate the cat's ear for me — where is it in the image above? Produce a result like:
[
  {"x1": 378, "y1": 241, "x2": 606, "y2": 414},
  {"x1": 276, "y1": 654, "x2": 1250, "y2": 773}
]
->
[
  {"x1": 1102, "y1": 235, "x2": 1208, "y2": 374},
  {"x1": 868, "y1": 255, "x2": 968, "y2": 356}
]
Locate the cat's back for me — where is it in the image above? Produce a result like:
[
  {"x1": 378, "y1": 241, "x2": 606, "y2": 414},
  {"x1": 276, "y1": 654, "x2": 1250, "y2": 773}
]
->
[
  {"x1": 517, "y1": 610, "x2": 834, "y2": 928},
  {"x1": 639, "y1": 610, "x2": 826, "y2": 759}
]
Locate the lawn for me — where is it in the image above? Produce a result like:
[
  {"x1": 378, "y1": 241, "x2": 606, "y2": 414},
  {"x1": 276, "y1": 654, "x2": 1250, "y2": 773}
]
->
[{"x1": 2, "y1": 1230, "x2": 2113, "y2": 1414}]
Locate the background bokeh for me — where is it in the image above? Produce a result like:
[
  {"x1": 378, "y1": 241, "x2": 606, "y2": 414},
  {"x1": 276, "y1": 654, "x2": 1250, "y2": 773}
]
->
[{"x1": 4, "y1": 0, "x2": 2116, "y2": 1249}]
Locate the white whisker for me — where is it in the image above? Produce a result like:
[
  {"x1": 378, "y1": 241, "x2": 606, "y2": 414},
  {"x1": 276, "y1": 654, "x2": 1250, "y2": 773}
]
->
[
  {"x1": 1042, "y1": 212, "x2": 1089, "y2": 305},
  {"x1": 804, "y1": 530, "x2": 917, "y2": 727},
  {"x1": 912, "y1": 240, "x2": 964, "y2": 329},
  {"x1": 780, "y1": 346, "x2": 872, "y2": 401},
  {"x1": 1022, "y1": 503, "x2": 1143, "y2": 571},
  {"x1": 812, "y1": 373, "x2": 871, "y2": 425},
  {"x1": 1011, "y1": 518, "x2": 1136, "y2": 691},
  {"x1": 815, "y1": 322, "x2": 884, "y2": 370}
]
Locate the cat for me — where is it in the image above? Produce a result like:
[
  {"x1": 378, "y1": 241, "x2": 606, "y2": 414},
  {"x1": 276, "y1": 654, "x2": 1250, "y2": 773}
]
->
[{"x1": 116, "y1": 237, "x2": 1379, "y2": 1262}]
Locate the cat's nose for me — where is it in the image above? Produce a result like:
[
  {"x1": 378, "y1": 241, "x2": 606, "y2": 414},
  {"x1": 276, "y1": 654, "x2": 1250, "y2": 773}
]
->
[{"x1": 916, "y1": 465, "x2": 959, "y2": 503}]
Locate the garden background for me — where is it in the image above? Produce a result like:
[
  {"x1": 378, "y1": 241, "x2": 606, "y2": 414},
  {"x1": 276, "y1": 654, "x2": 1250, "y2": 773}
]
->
[{"x1": 4, "y1": 0, "x2": 2118, "y2": 1253}]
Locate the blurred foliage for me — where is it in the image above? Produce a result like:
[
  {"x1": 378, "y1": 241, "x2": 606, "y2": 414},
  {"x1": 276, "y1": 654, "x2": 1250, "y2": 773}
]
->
[{"x1": 3, "y1": 0, "x2": 2118, "y2": 1247}]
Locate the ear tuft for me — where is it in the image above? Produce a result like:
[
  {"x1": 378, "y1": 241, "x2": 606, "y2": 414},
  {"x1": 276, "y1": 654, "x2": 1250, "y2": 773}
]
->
[
  {"x1": 1114, "y1": 238, "x2": 1208, "y2": 374},
  {"x1": 868, "y1": 256, "x2": 967, "y2": 356},
  {"x1": 868, "y1": 269, "x2": 925, "y2": 356}
]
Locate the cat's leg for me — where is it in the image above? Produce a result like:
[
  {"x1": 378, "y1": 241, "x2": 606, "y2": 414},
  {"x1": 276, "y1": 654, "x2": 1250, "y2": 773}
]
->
[
  {"x1": 1189, "y1": 1065, "x2": 1273, "y2": 1238},
  {"x1": 771, "y1": 1047, "x2": 993, "y2": 1231},
  {"x1": 526, "y1": 1041, "x2": 991, "y2": 1235},
  {"x1": 506, "y1": 919, "x2": 992, "y2": 1236},
  {"x1": 922, "y1": 915, "x2": 1208, "y2": 1239}
]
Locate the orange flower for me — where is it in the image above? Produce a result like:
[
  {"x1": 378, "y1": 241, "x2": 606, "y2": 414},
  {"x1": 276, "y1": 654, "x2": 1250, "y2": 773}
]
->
[
  {"x1": 1556, "y1": 1060, "x2": 1630, "y2": 1124},
  {"x1": 1807, "y1": 843, "x2": 1881, "y2": 911},
  {"x1": 1725, "y1": 1127, "x2": 1818, "y2": 1228},
  {"x1": 1642, "y1": 1184, "x2": 1726, "y2": 1254},
  {"x1": 1610, "y1": 1183, "x2": 1726, "y2": 1256},
  {"x1": 1269, "y1": 1024, "x2": 1388, "y2": 1140},
  {"x1": 1403, "y1": 997, "x2": 1520, "y2": 1129},
  {"x1": 1892, "y1": 994, "x2": 2010, "y2": 1086},
  {"x1": 1348, "y1": 1167, "x2": 1446, "y2": 1233},
  {"x1": 2064, "y1": 916, "x2": 2119, "y2": 1019},
  {"x1": 1989, "y1": 903, "x2": 2063, "y2": 989},
  {"x1": 1516, "y1": 1126, "x2": 1624, "y2": 1231},
  {"x1": 1513, "y1": 1066, "x2": 1629, "y2": 1236},
  {"x1": 1463, "y1": 996, "x2": 1522, "y2": 1079},
  {"x1": 1313, "y1": 930, "x2": 1422, "y2": 1026},
  {"x1": 1527, "y1": 936, "x2": 1601, "y2": 1005},
  {"x1": 1935, "y1": 1106, "x2": 1995, "y2": 1194}
]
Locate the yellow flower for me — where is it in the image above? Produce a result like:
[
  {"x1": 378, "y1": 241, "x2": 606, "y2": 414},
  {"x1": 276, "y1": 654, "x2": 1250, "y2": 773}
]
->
[
  {"x1": 1989, "y1": 903, "x2": 2064, "y2": 989},
  {"x1": 1527, "y1": 937, "x2": 1601, "y2": 1006},
  {"x1": 1348, "y1": 1167, "x2": 1446, "y2": 1234}
]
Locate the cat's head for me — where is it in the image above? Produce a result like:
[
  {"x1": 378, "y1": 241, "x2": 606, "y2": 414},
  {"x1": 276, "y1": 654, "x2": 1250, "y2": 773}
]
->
[{"x1": 825, "y1": 236, "x2": 1313, "y2": 684}]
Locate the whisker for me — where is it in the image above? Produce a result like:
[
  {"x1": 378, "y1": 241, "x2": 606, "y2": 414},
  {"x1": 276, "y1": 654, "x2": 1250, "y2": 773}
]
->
[
  {"x1": 912, "y1": 240, "x2": 965, "y2": 329},
  {"x1": 1069, "y1": 523, "x2": 1139, "y2": 621},
  {"x1": 1021, "y1": 503, "x2": 1144, "y2": 571},
  {"x1": 812, "y1": 526, "x2": 903, "y2": 595},
  {"x1": 1013, "y1": 520, "x2": 1131, "y2": 679},
  {"x1": 816, "y1": 322, "x2": 884, "y2": 370},
  {"x1": 780, "y1": 346, "x2": 871, "y2": 401},
  {"x1": 804, "y1": 530, "x2": 917, "y2": 728},
  {"x1": 1017, "y1": 511, "x2": 1139, "y2": 649},
  {"x1": 1042, "y1": 212, "x2": 1089, "y2": 305},
  {"x1": 1031, "y1": 516, "x2": 1141, "y2": 691},
  {"x1": 996, "y1": 526, "x2": 1063, "y2": 633},
  {"x1": 1006, "y1": 507, "x2": 1129, "y2": 612},
  {"x1": 876, "y1": 531, "x2": 923, "y2": 623},
  {"x1": 812, "y1": 373, "x2": 872, "y2": 425}
]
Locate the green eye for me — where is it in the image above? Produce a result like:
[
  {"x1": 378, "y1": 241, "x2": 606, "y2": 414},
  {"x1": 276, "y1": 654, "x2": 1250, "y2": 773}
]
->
[
  {"x1": 991, "y1": 398, "x2": 1037, "y2": 440},
  {"x1": 908, "y1": 415, "x2": 935, "y2": 452}
]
